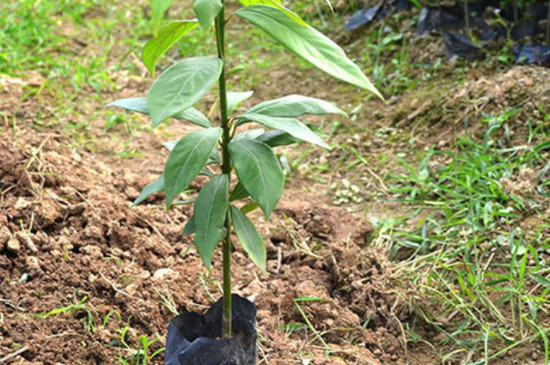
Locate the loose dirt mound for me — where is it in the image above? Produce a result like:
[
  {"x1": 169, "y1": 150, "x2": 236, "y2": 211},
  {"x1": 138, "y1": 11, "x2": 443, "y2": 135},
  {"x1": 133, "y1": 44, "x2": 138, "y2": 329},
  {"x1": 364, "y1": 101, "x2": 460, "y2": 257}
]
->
[
  {"x1": 390, "y1": 66, "x2": 550, "y2": 144},
  {"x1": 0, "y1": 126, "x2": 412, "y2": 364}
]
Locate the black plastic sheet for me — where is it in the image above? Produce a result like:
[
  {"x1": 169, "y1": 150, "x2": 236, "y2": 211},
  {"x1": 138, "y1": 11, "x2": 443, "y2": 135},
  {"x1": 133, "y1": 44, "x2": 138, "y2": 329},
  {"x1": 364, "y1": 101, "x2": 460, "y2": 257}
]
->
[
  {"x1": 417, "y1": 6, "x2": 463, "y2": 35},
  {"x1": 165, "y1": 295, "x2": 257, "y2": 365},
  {"x1": 443, "y1": 32, "x2": 485, "y2": 60},
  {"x1": 345, "y1": 0, "x2": 412, "y2": 31},
  {"x1": 390, "y1": 0, "x2": 412, "y2": 11},
  {"x1": 345, "y1": 2, "x2": 385, "y2": 30},
  {"x1": 417, "y1": 5, "x2": 492, "y2": 36},
  {"x1": 513, "y1": 45, "x2": 550, "y2": 67}
]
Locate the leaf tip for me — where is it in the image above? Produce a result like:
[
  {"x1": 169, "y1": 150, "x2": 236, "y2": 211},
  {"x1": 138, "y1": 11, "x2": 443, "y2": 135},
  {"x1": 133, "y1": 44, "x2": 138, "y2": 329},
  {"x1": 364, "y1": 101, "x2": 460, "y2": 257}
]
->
[
  {"x1": 263, "y1": 207, "x2": 273, "y2": 220},
  {"x1": 371, "y1": 87, "x2": 385, "y2": 102},
  {"x1": 258, "y1": 261, "x2": 267, "y2": 273}
]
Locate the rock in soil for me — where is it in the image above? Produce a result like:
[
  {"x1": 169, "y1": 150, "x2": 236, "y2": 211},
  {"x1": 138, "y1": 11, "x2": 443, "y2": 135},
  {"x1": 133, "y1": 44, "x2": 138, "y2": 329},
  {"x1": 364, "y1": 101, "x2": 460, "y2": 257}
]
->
[{"x1": 6, "y1": 238, "x2": 20, "y2": 253}]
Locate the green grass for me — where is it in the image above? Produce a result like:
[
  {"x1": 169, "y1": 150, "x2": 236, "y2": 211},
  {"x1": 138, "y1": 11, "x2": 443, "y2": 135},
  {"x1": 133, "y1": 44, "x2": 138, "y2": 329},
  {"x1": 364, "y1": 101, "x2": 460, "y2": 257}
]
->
[
  {"x1": 115, "y1": 324, "x2": 164, "y2": 365},
  {"x1": 36, "y1": 295, "x2": 96, "y2": 332},
  {"x1": 36, "y1": 293, "x2": 164, "y2": 364},
  {"x1": 0, "y1": 0, "x2": 152, "y2": 149},
  {"x1": 0, "y1": 0, "x2": 147, "y2": 85},
  {"x1": 380, "y1": 110, "x2": 550, "y2": 363}
]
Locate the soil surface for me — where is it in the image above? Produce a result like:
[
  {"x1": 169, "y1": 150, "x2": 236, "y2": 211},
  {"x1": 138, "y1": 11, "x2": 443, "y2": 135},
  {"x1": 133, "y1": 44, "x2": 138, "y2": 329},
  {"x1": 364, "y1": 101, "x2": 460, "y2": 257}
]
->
[{"x1": 0, "y1": 100, "x2": 412, "y2": 364}]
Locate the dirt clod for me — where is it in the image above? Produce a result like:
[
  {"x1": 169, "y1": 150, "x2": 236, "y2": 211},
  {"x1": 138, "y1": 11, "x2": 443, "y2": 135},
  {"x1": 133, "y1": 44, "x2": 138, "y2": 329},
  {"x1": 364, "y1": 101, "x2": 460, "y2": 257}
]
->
[
  {"x1": 6, "y1": 238, "x2": 20, "y2": 253},
  {"x1": 0, "y1": 226, "x2": 11, "y2": 245},
  {"x1": 15, "y1": 231, "x2": 39, "y2": 253},
  {"x1": 153, "y1": 268, "x2": 180, "y2": 283}
]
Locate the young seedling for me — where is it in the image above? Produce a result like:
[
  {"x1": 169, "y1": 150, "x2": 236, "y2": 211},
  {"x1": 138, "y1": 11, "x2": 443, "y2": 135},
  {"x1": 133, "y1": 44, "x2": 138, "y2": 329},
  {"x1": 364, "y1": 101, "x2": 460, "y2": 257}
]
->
[{"x1": 108, "y1": 0, "x2": 382, "y2": 338}]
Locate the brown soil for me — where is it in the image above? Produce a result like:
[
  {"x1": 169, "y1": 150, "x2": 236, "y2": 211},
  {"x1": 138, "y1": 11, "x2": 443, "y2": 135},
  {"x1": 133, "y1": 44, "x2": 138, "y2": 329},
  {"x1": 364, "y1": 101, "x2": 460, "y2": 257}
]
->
[{"x1": 0, "y1": 108, "x2": 415, "y2": 364}]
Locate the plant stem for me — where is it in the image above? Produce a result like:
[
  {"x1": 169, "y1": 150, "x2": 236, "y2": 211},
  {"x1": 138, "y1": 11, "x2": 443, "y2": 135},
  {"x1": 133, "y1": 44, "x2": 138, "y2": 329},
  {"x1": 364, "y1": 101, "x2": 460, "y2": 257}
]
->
[{"x1": 215, "y1": 1, "x2": 232, "y2": 339}]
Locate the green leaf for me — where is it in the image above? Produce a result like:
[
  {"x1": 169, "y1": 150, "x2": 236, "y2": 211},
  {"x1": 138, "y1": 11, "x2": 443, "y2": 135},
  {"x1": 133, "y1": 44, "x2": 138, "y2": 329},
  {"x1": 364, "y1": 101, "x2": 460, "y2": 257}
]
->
[
  {"x1": 235, "y1": 5, "x2": 382, "y2": 98},
  {"x1": 230, "y1": 205, "x2": 266, "y2": 271},
  {"x1": 229, "y1": 182, "x2": 250, "y2": 201},
  {"x1": 238, "y1": 0, "x2": 280, "y2": 5},
  {"x1": 132, "y1": 175, "x2": 164, "y2": 206},
  {"x1": 151, "y1": 0, "x2": 175, "y2": 36},
  {"x1": 209, "y1": 148, "x2": 221, "y2": 164},
  {"x1": 183, "y1": 215, "x2": 196, "y2": 236},
  {"x1": 194, "y1": 174, "x2": 229, "y2": 269},
  {"x1": 163, "y1": 139, "x2": 179, "y2": 151},
  {"x1": 233, "y1": 128, "x2": 266, "y2": 141},
  {"x1": 294, "y1": 296, "x2": 327, "y2": 302},
  {"x1": 256, "y1": 130, "x2": 299, "y2": 147},
  {"x1": 107, "y1": 97, "x2": 212, "y2": 128},
  {"x1": 237, "y1": 113, "x2": 329, "y2": 148},
  {"x1": 240, "y1": 202, "x2": 260, "y2": 214},
  {"x1": 147, "y1": 56, "x2": 223, "y2": 126},
  {"x1": 227, "y1": 64, "x2": 247, "y2": 76},
  {"x1": 228, "y1": 139, "x2": 283, "y2": 218},
  {"x1": 143, "y1": 21, "x2": 199, "y2": 77},
  {"x1": 172, "y1": 198, "x2": 196, "y2": 205},
  {"x1": 193, "y1": 0, "x2": 223, "y2": 29},
  {"x1": 227, "y1": 91, "x2": 254, "y2": 115},
  {"x1": 107, "y1": 97, "x2": 150, "y2": 114},
  {"x1": 200, "y1": 169, "x2": 214, "y2": 177},
  {"x1": 174, "y1": 108, "x2": 212, "y2": 128},
  {"x1": 245, "y1": 94, "x2": 346, "y2": 118},
  {"x1": 164, "y1": 127, "x2": 222, "y2": 206},
  {"x1": 237, "y1": 0, "x2": 306, "y2": 26}
]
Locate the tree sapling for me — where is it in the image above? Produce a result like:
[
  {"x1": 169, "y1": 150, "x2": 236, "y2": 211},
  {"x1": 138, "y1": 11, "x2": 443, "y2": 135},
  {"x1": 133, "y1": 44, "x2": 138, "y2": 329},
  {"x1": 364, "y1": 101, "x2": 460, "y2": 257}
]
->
[{"x1": 108, "y1": 0, "x2": 381, "y2": 361}]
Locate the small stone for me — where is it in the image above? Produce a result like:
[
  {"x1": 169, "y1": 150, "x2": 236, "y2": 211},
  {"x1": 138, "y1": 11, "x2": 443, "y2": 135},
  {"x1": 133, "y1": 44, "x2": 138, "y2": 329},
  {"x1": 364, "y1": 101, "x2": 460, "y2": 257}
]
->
[
  {"x1": 80, "y1": 245, "x2": 103, "y2": 260},
  {"x1": 35, "y1": 231, "x2": 50, "y2": 246},
  {"x1": 51, "y1": 249, "x2": 62, "y2": 257},
  {"x1": 6, "y1": 238, "x2": 21, "y2": 253},
  {"x1": 16, "y1": 232, "x2": 38, "y2": 253},
  {"x1": 125, "y1": 283, "x2": 138, "y2": 296},
  {"x1": 0, "y1": 226, "x2": 12, "y2": 245},
  {"x1": 57, "y1": 236, "x2": 72, "y2": 251},
  {"x1": 25, "y1": 256, "x2": 42, "y2": 277},
  {"x1": 14, "y1": 197, "x2": 31, "y2": 210},
  {"x1": 153, "y1": 268, "x2": 179, "y2": 283},
  {"x1": 82, "y1": 225, "x2": 103, "y2": 241},
  {"x1": 124, "y1": 186, "x2": 139, "y2": 200}
]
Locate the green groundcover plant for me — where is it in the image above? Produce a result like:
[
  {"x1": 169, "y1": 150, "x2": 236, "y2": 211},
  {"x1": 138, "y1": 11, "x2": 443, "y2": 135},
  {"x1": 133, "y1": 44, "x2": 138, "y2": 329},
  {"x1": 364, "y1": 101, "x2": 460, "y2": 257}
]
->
[{"x1": 108, "y1": 0, "x2": 381, "y2": 337}]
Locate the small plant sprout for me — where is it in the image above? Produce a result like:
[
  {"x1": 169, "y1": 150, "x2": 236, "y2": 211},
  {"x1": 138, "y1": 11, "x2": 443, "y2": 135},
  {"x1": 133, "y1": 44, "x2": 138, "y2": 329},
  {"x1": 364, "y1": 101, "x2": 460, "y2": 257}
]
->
[{"x1": 108, "y1": 0, "x2": 381, "y2": 338}]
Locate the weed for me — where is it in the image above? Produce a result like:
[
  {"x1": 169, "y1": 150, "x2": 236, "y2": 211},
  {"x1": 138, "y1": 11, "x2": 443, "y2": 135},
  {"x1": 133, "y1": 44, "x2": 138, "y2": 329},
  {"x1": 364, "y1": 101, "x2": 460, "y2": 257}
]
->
[
  {"x1": 294, "y1": 296, "x2": 330, "y2": 351},
  {"x1": 115, "y1": 324, "x2": 164, "y2": 365},
  {"x1": 37, "y1": 295, "x2": 95, "y2": 333},
  {"x1": 383, "y1": 110, "x2": 550, "y2": 362},
  {"x1": 358, "y1": 22, "x2": 441, "y2": 97}
]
